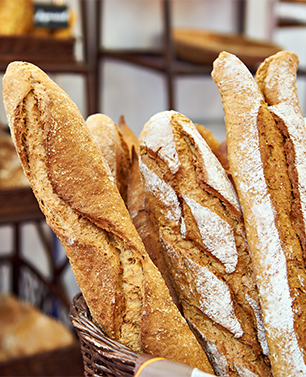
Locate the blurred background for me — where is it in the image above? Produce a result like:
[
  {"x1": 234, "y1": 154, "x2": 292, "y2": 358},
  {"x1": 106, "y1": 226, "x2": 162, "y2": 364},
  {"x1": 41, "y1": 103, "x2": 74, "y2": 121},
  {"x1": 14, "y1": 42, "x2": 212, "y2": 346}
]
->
[{"x1": 0, "y1": 0, "x2": 305, "y2": 374}]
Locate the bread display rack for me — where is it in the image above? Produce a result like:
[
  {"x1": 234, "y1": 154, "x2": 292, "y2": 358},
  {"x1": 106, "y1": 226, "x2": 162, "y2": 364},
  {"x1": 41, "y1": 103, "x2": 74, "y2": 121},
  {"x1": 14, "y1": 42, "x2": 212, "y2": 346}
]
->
[
  {"x1": 97, "y1": 0, "x2": 281, "y2": 111},
  {"x1": 0, "y1": 342, "x2": 83, "y2": 377},
  {"x1": 0, "y1": 0, "x2": 99, "y2": 118},
  {"x1": 0, "y1": 35, "x2": 75, "y2": 65},
  {"x1": 0, "y1": 187, "x2": 84, "y2": 376}
]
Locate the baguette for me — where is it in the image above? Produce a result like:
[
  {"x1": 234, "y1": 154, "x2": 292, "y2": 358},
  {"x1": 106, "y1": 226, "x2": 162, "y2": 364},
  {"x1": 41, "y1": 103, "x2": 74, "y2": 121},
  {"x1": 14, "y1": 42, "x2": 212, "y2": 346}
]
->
[
  {"x1": 127, "y1": 147, "x2": 181, "y2": 310},
  {"x1": 2, "y1": 61, "x2": 214, "y2": 373},
  {"x1": 195, "y1": 123, "x2": 229, "y2": 175},
  {"x1": 118, "y1": 115, "x2": 139, "y2": 158},
  {"x1": 138, "y1": 110, "x2": 271, "y2": 376},
  {"x1": 212, "y1": 51, "x2": 306, "y2": 376},
  {"x1": 86, "y1": 113, "x2": 131, "y2": 203}
]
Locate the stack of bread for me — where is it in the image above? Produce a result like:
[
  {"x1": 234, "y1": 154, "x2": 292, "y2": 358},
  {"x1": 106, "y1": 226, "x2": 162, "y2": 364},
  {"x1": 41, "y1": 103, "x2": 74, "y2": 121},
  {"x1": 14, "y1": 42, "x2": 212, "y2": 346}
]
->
[{"x1": 2, "y1": 50, "x2": 306, "y2": 376}]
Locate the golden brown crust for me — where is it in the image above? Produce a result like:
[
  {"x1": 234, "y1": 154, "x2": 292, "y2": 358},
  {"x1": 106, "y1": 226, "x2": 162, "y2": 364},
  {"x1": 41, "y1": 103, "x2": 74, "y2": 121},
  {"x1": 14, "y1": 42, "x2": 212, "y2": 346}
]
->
[
  {"x1": 127, "y1": 148, "x2": 182, "y2": 310},
  {"x1": 255, "y1": 51, "x2": 300, "y2": 108},
  {"x1": 118, "y1": 115, "x2": 139, "y2": 158},
  {"x1": 86, "y1": 113, "x2": 131, "y2": 203},
  {"x1": 3, "y1": 61, "x2": 213, "y2": 373},
  {"x1": 139, "y1": 110, "x2": 271, "y2": 376},
  {"x1": 0, "y1": 0, "x2": 33, "y2": 36},
  {"x1": 212, "y1": 51, "x2": 306, "y2": 376},
  {"x1": 195, "y1": 123, "x2": 220, "y2": 153},
  {"x1": 195, "y1": 123, "x2": 229, "y2": 175}
]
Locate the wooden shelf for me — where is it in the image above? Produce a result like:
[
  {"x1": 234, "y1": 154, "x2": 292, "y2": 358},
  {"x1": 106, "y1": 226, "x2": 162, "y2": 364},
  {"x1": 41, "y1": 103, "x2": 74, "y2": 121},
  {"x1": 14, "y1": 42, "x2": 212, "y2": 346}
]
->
[
  {"x1": 100, "y1": 48, "x2": 214, "y2": 75},
  {"x1": 277, "y1": 18, "x2": 306, "y2": 27},
  {"x1": 0, "y1": 0, "x2": 99, "y2": 117},
  {"x1": 0, "y1": 187, "x2": 43, "y2": 224},
  {"x1": 279, "y1": 0, "x2": 306, "y2": 3},
  {"x1": 97, "y1": 0, "x2": 254, "y2": 110}
]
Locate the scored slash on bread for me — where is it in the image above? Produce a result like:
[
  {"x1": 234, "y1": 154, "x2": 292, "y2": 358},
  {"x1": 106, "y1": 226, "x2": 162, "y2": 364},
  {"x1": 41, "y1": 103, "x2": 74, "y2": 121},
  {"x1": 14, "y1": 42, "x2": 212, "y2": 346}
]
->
[
  {"x1": 212, "y1": 51, "x2": 306, "y2": 376},
  {"x1": 2, "y1": 61, "x2": 214, "y2": 373},
  {"x1": 138, "y1": 110, "x2": 271, "y2": 376}
]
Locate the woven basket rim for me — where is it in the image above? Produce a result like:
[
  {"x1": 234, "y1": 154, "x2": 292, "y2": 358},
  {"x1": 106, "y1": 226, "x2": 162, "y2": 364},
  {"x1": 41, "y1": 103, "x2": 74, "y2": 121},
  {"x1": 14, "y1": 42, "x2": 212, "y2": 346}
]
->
[{"x1": 69, "y1": 293, "x2": 139, "y2": 377}]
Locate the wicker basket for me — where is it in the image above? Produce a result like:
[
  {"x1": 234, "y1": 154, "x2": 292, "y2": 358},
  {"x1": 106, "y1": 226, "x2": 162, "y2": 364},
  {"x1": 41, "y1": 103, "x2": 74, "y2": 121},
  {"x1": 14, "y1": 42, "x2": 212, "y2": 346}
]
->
[
  {"x1": 69, "y1": 293, "x2": 140, "y2": 377},
  {"x1": 172, "y1": 28, "x2": 282, "y2": 68}
]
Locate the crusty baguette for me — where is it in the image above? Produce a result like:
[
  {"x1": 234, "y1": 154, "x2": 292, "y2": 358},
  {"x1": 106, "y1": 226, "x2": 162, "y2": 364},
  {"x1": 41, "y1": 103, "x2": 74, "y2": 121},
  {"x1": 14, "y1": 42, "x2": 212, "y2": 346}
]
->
[
  {"x1": 127, "y1": 147, "x2": 181, "y2": 310},
  {"x1": 118, "y1": 115, "x2": 139, "y2": 158},
  {"x1": 212, "y1": 51, "x2": 306, "y2": 376},
  {"x1": 195, "y1": 123, "x2": 221, "y2": 153},
  {"x1": 2, "y1": 61, "x2": 213, "y2": 373},
  {"x1": 139, "y1": 110, "x2": 271, "y2": 376},
  {"x1": 86, "y1": 113, "x2": 130, "y2": 203},
  {"x1": 195, "y1": 123, "x2": 229, "y2": 175},
  {"x1": 255, "y1": 51, "x2": 306, "y2": 256}
]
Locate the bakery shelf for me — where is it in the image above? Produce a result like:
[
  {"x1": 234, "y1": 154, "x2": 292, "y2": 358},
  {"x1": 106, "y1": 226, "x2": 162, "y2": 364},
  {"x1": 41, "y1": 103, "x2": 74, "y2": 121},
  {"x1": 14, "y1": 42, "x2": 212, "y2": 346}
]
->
[
  {"x1": 0, "y1": 187, "x2": 43, "y2": 224},
  {"x1": 0, "y1": 344, "x2": 84, "y2": 377},
  {"x1": 97, "y1": 0, "x2": 273, "y2": 111},
  {"x1": 0, "y1": 0, "x2": 99, "y2": 118},
  {"x1": 100, "y1": 48, "x2": 214, "y2": 75}
]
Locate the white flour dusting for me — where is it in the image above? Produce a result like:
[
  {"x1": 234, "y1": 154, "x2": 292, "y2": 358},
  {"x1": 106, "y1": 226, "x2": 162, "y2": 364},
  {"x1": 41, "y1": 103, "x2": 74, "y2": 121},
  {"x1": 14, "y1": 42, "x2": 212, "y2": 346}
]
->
[
  {"x1": 179, "y1": 118, "x2": 240, "y2": 212},
  {"x1": 140, "y1": 111, "x2": 180, "y2": 174},
  {"x1": 234, "y1": 363, "x2": 259, "y2": 377},
  {"x1": 212, "y1": 52, "x2": 306, "y2": 375},
  {"x1": 183, "y1": 195, "x2": 238, "y2": 273},
  {"x1": 184, "y1": 257, "x2": 243, "y2": 338},
  {"x1": 139, "y1": 159, "x2": 181, "y2": 223},
  {"x1": 204, "y1": 338, "x2": 230, "y2": 377}
]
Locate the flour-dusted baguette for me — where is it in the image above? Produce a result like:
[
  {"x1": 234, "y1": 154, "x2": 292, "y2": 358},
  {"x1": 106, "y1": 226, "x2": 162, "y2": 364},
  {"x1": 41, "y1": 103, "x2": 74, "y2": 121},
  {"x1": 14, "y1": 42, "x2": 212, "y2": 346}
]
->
[
  {"x1": 255, "y1": 51, "x2": 306, "y2": 255},
  {"x1": 86, "y1": 113, "x2": 130, "y2": 203},
  {"x1": 127, "y1": 148, "x2": 181, "y2": 310},
  {"x1": 212, "y1": 51, "x2": 306, "y2": 376},
  {"x1": 2, "y1": 61, "x2": 214, "y2": 373},
  {"x1": 139, "y1": 110, "x2": 271, "y2": 376}
]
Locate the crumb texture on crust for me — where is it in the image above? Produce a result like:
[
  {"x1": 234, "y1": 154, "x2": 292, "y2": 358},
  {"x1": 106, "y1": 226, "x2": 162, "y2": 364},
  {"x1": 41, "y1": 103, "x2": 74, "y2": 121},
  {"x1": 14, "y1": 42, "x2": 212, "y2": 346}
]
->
[
  {"x1": 212, "y1": 51, "x2": 306, "y2": 377},
  {"x1": 139, "y1": 110, "x2": 271, "y2": 376}
]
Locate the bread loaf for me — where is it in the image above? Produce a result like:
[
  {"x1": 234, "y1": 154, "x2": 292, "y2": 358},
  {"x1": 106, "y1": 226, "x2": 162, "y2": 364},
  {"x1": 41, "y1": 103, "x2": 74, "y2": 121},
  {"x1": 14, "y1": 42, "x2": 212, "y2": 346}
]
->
[
  {"x1": 212, "y1": 51, "x2": 306, "y2": 376},
  {"x1": 2, "y1": 61, "x2": 213, "y2": 373},
  {"x1": 0, "y1": 0, "x2": 33, "y2": 36},
  {"x1": 195, "y1": 123, "x2": 229, "y2": 175},
  {"x1": 118, "y1": 115, "x2": 139, "y2": 158},
  {"x1": 138, "y1": 110, "x2": 271, "y2": 376},
  {"x1": 86, "y1": 113, "x2": 131, "y2": 203},
  {"x1": 127, "y1": 147, "x2": 181, "y2": 310},
  {"x1": 0, "y1": 294, "x2": 74, "y2": 361}
]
